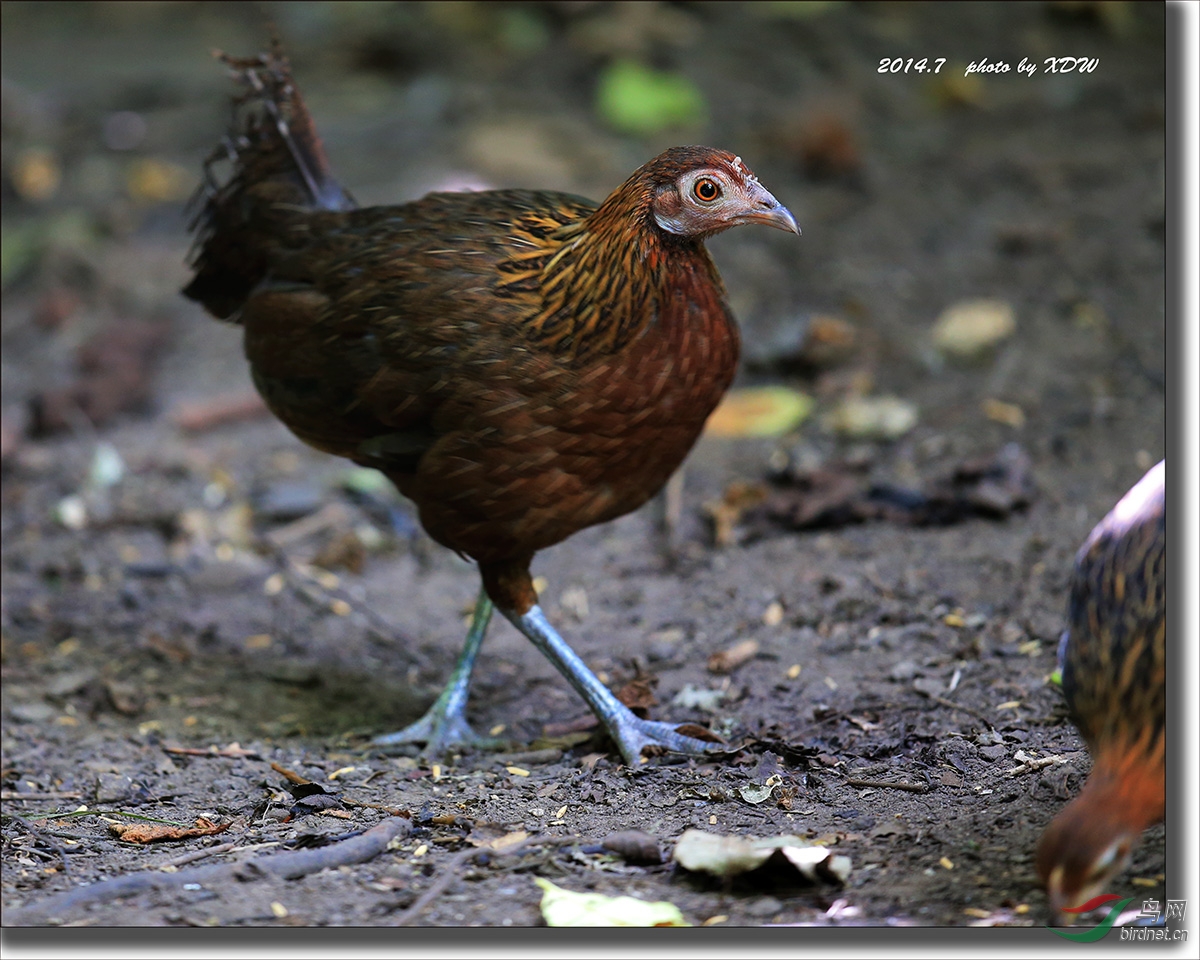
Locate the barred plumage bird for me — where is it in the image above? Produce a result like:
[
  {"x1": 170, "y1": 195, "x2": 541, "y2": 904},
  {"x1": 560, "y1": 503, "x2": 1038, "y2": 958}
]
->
[
  {"x1": 1036, "y1": 461, "x2": 1166, "y2": 921},
  {"x1": 184, "y1": 47, "x2": 799, "y2": 764}
]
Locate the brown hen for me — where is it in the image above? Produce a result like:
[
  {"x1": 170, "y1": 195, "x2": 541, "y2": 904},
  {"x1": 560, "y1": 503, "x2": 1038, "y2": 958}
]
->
[
  {"x1": 1036, "y1": 460, "x2": 1166, "y2": 921},
  {"x1": 184, "y1": 48, "x2": 799, "y2": 764}
]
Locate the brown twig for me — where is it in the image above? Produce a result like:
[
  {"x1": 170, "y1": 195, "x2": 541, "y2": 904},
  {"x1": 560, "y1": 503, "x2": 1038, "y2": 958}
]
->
[
  {"x1": 392, "y1": 846, "x2": 479, "y2": 927},
  {"x1": 163, "y1": 744, "x2": 262, "y2": 760},
  {"x1": 155, "y1": 840, "x2": 282, "y2": 872},
  {"x1": 152, "y1": 840, "x2": 241, "y2": 869},
  {"x1": 268, "y1": 760, "x2": 311, "y2": 785},
  {"x1": 171, "y1": 391, "x2": 269, "y2": 432},
  {"x1": 707, "y1": 638, "x2": 760, "y2": 675}
]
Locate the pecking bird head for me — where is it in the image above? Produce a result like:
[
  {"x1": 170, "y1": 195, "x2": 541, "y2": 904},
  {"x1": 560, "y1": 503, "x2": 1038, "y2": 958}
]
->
[
  {"x1": 1037, "y1": 802, "x2": 1138, "y2": 924},
  {"x1": 1035, "y1": 712, "x2": 1165, "y2": 925},
  {"x1": 641, "y1": 146, "x2": 799, "y2": 239}
]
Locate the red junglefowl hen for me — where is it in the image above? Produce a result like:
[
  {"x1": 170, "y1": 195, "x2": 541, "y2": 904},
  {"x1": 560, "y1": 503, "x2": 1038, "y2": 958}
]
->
[
  {"x1": 1036, "y1": 460, "x2": 1166, "y2": 921},
  {"x1": 184, "y1": 48, "x2": 799, "y2": 765}
]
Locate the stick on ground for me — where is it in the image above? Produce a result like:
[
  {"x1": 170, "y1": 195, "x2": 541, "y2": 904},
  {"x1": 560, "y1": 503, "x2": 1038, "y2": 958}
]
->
[{"x1": 6, "y1": 817, "x2": 411, "y2": 925}]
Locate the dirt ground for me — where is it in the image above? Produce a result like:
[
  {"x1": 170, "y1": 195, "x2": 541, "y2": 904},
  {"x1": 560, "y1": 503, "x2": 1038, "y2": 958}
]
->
[{"x1": 0, "y1": 0, "x2": 1172, "y2": 939}]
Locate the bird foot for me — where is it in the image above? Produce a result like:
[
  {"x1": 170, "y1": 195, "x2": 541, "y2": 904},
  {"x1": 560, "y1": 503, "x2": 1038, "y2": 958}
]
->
[
  {"x1": 371, "y1": 588, "x2": 500, "y2": 759},
  {"x1": 501, "y1": 602, "x2": 730, "y2": 767},
  {"x1": 370, "y1": 707, "x2": 504, "y2": 759},
  {"x1": 608, "y1": 715, "x2": 726, "y2": 767}
]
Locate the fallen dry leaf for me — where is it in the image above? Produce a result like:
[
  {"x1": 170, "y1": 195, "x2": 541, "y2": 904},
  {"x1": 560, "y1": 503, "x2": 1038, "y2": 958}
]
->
[
  {"x1": 469, "y1": 829, "x2": 529, "y2": 853},
  {"x1": 821, "y1": 394, "x2": 918, "y2": 440},
  {"x1": 671, "y1": 723, "x2": 725, "y2": 744},
  {"x1": 29, "y1": 320, "x2": 169, "y2": 436},
  {"x1": 534, "y1": 877, "x2": 689, "y2": 927},
  {"x1": 703, "y1": 481, "x2": 769, "y2": 546},
  {"x1": 931, "y1": 299, "x2": 1016, "y2": 359},
  {"x1": 672, "y1": 828, "x2": 851, "y2": 885},
  {"x1": 109, "y1": 817, "x2": 230, "y2": 844},
  {"x1": 982, "y1": 397, "x2": 1026, "y2": 428},
  {"x1": 287, "y1": 782, "x2": 344, "y2": 819},
  {"x1": 705, "y1": 386, "x2": 813, "y2": 438},
  {"x1": 614, "y1": 677, "x2": 658, "y2": 716},
  {"x1": 744, "y1": 443, "x2": 1036, "y2": 538}
]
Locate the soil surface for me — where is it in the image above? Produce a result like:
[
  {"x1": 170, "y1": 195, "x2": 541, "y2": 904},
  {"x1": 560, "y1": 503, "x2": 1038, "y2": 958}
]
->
[{"x1": 1, "y1": 0, "x2": 1169, "y2": 934}]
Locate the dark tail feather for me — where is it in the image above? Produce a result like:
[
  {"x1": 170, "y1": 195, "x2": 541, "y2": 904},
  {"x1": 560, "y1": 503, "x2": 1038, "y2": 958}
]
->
[{"x1": 183, "y1": 42, "x2": 354, "y2": 320}]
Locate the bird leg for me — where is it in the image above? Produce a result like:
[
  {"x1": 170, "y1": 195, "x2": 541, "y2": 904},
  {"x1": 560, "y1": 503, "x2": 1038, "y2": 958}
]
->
[
  {"x1": 499, "y1": 603, "x2": 723, "y2": 767},
  {"x1": 372, "y1": 588, "x2": 504, "y2": 756}
]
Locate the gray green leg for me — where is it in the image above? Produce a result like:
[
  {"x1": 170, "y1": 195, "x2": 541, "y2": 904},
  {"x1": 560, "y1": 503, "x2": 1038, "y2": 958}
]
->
[
  {"x1": 500, "y1": 603, "x2": 723, "y2": 766},
  {"x1": 372, "y1": 588, "x2": 503, "y2": 756}
]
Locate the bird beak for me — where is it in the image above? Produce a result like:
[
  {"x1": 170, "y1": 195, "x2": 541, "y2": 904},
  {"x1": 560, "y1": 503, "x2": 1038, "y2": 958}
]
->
[
  {"x1": 1046, "y1": 880, "x2": 1069, "y2": 928},
  {"x1": 737, "y1": 183, "x2": 800, "y2": 235}
]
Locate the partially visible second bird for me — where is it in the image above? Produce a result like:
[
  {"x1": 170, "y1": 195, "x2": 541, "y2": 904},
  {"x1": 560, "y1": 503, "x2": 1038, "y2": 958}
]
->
[
  {"x1": 1036, "y1": 460, "x2": 1166, "y2": 922},
  {"x1": 184, "y1": 47, "x2": 800, "y2": 765}
]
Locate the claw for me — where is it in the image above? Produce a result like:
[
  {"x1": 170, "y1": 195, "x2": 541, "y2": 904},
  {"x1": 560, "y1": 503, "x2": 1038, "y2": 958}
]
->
[
  {"x1": 501, "y1": 603, "x2": 724, "y2": 767},
  {"x1": 608, "y1": 716, "x2": 727, "y2": 765},
  {"x1": 371, "y1": 705, "x2": 502, "y2": 757},
  {"x1": 371, "y1": 589, "x2": 499, "y2": 758}
]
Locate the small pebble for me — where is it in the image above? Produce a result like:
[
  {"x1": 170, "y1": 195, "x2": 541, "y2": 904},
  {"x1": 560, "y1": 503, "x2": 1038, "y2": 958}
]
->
[
  {"x1": 7, "y1": 702, "x2": 57, "y2": 723},
  {"x1": 744, "y1": 896, "x2": 784, "y2": 918},
  {"x1": 44, "y1": 670, "x2": 97, "y2": 698},
  {"x1": 253, "y1": 481, "x2": 325, "y2": 521},
  {"x1": 95, "y1": 773, "x2": 133, "y2": 803}
]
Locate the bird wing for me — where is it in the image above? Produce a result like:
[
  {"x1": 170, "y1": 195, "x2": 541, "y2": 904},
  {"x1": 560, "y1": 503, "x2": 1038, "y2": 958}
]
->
[{"x1": 238, "y1": 189, "x2": 597, "y2": 472}]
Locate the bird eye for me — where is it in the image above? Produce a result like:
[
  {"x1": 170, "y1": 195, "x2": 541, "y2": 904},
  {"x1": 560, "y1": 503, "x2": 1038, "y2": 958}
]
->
[{"x1": 692, "y1": 178, "x2": 721, "y2": 203}]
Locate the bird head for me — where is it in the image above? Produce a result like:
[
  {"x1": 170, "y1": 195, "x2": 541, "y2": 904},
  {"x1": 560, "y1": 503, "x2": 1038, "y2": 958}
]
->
[
  {"x1": 644, "y1": 147, "x2": 799, "y2": 239},
  {"x1": 1035, "y1": 712, "x2": 1165, "y2": 925},
  {"x1": 1037, "y1": 804, "x2": 1138, "y2": 924}
]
